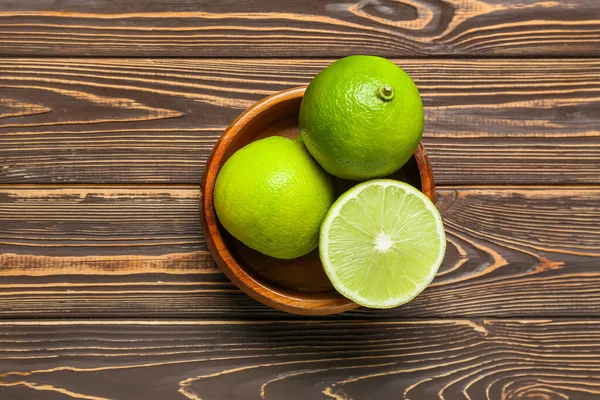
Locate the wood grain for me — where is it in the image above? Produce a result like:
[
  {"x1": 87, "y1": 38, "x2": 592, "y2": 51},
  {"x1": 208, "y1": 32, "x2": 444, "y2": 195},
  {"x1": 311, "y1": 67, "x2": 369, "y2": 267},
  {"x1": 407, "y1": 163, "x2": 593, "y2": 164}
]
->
[
  {"x1": 0, "y1": 0, "x2": 599, "y2": 57},
  {"x1": 1, "y1": 0, "x2": 597, "y2": 397},
  {"x1": 1, "y1": 319, "x2": 600, "y2": 399},
  {"x1": 1, "y1": 186, "x2": 598, "y2": 318},
  {"x1": 1, "y1": 58, "x2": 599, "y2": 185}
]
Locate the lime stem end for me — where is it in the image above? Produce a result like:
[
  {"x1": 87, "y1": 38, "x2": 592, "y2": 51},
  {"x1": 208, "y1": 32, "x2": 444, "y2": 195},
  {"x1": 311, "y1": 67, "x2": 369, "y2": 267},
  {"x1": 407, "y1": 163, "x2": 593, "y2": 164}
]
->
[{"x1": 377, "y1": 85, "x2": 395, "y2": 101}]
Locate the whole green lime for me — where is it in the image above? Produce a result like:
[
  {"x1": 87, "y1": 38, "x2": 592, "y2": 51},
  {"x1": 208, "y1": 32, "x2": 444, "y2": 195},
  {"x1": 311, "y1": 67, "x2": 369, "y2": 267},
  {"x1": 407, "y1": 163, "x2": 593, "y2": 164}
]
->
[
  {"x1": 214, "y1": 136, "x2": 336, "y2": 259},
  {"x1": 299, "y1": 55, "x2": 424, "y2": 180}
]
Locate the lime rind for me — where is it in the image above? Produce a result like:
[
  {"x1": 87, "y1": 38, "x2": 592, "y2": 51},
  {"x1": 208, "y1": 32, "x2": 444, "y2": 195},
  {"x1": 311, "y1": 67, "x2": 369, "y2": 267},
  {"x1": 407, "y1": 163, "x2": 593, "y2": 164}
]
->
[{"x1": 319, "y1": 179, "x2": 446, "y2": 308}]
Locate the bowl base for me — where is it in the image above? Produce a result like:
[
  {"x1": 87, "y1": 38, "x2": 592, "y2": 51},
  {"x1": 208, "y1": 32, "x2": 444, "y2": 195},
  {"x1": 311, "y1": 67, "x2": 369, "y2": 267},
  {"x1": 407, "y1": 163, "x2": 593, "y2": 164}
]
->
[{"x1": 231, "y1": 241, "x2": 335, "y2": 294}]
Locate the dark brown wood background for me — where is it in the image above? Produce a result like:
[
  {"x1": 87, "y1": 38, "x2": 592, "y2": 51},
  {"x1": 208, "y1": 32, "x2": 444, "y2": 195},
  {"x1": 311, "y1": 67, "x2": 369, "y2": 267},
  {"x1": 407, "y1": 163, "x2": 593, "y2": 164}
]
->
[{"x1": 0, "y1": 1, "x2": 599, "y2": 399}]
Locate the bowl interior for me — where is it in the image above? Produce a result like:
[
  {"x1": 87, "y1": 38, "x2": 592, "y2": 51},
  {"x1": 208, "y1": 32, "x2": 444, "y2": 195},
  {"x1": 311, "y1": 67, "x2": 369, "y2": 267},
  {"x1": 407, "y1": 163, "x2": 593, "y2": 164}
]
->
[{"x1": 214, "y1": 93, "x2": 426, "y2": 309}]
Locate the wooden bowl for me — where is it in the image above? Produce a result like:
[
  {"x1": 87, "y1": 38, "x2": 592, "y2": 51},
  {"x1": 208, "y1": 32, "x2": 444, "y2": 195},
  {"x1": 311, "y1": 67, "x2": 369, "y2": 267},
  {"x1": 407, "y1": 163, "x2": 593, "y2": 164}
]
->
[{"x1": 201, "y1": 87, "x2": 435, "y2": 315}]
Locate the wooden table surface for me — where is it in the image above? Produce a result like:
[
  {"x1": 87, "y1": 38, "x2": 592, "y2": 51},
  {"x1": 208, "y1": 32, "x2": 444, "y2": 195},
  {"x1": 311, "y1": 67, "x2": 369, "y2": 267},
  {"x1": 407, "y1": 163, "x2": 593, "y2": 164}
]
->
[{"x1": 0, "y1": 1, "x2": 599, "y2": 399}]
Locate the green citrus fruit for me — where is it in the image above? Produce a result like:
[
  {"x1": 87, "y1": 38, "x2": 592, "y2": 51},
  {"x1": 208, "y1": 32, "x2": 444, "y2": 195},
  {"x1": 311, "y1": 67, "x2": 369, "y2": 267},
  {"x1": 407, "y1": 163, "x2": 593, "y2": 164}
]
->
[
  {"x1": 320, "y1": 180, "x2": 446, "y2": 308},
  {"x1": 214, "y1": 136, "x2": 336, "y2": 259},
  {"x1": 299, "y1": 55, "x2": 424, "y2": 180}
]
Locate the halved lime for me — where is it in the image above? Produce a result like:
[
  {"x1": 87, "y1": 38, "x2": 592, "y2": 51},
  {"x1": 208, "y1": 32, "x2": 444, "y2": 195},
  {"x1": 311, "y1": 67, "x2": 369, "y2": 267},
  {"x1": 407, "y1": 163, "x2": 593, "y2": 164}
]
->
[{"x1": 319, "y1": 179, "x2": 446, "y2": 308}]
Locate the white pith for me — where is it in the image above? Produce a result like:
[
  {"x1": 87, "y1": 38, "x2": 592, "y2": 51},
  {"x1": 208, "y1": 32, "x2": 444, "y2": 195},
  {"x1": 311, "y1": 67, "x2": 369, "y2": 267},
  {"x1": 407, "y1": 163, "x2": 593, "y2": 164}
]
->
[{"x1": 374, "y1": 232, "x2": 394, "y2": 253}]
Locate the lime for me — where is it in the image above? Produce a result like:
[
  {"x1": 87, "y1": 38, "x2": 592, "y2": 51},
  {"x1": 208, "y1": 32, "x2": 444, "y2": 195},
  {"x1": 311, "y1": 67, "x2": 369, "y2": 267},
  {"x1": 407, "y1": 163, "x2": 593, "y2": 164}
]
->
[
  {"x1": 319, "y1": 179, "x2": 445, "y2": 308},
  {"x1": 299, "y1": 55, "x2": 424, "y2": 181},
  {"x1": 214, "y1": 136, "x2": 336, "y2": 259}
]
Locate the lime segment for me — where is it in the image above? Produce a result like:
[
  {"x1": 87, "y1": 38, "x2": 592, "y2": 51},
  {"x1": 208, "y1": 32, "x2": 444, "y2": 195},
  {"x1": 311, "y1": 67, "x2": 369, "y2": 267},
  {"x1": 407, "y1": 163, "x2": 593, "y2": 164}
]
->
[{"x1": 319, "y1": 180, "x2": 446, "y2": 308}]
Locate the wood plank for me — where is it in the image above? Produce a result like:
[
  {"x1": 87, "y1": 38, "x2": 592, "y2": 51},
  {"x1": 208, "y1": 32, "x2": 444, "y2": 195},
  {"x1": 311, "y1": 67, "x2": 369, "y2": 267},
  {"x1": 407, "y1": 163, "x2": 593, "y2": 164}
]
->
[
  {"x1": 1, "y1": 186, "x2": 598, "y2": 318},
  {"x1": 1, "y1": 0, "x2": 599, "y2": 56},
  {"x1": 1, "y1": 319, "x2": 600, "y2": 399},
  {"x1": 1, "y1": 58, "x2": 599, "y2": 185}
]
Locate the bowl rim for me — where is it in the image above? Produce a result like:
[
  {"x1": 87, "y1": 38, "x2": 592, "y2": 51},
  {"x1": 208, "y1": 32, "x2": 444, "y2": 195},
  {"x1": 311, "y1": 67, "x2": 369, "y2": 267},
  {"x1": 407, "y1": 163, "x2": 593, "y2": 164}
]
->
[{"x1": 201, "y1": 86, "x2": 435, "y2": 315}]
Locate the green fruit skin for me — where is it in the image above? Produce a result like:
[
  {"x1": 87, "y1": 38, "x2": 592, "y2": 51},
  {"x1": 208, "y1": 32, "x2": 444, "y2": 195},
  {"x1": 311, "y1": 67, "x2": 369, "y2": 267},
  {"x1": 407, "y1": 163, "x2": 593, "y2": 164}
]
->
[
  {"x1": 299, "y1": 55, "x2": 424, "y2": 181},
  {"x1": 214, "y1": 136, "x2": 336, "y2": 259}
]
